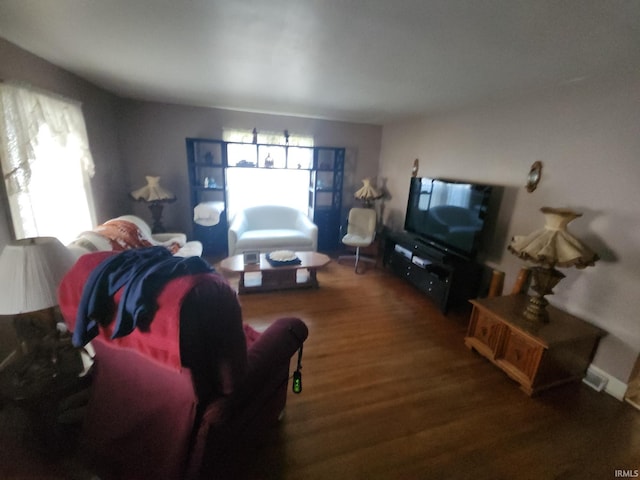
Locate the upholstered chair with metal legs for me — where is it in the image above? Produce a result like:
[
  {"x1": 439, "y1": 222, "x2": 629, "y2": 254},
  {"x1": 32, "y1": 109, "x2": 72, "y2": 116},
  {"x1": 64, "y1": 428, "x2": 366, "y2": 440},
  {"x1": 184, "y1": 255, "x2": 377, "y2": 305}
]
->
[{"x1": 338, "y1": 207, "x2": 377, "y2": 274}]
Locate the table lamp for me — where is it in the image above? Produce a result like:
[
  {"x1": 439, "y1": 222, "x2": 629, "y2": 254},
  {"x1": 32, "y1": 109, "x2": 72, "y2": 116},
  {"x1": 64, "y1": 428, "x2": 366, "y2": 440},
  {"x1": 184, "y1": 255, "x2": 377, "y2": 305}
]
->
[
  {"x1": 508, "y1": 207, "x2": 599, "y2": 323},
  {"x1": 354, "y1": 178, "x2": 383, "y2": 208},
  {"x1": 130, "y1": 175, "x2": 176, "y2": 233},
  {"x1": 0, "y1": 237, "x2": 75, "y2": 356}
]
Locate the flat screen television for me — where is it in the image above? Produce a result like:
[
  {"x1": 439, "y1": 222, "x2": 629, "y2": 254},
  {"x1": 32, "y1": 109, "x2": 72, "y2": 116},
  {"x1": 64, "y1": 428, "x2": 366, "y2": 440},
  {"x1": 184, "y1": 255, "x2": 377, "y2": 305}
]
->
[{"x1": 404, "y1": 177, "x2": 493, "y2": 259}]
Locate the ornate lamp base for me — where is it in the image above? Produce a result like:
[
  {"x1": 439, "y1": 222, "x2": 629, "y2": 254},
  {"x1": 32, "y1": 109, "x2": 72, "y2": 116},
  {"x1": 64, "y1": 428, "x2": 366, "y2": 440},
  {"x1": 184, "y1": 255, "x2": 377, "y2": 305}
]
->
[
  {"x1": 523, "y1": 266, "x2": 565, "y2": 324},
  {"x1": 523, "y1": 294, "x2": 551, "y2": 323},
  {"x1": 148, "y1": 201, "x2": 166, "y2": 233}
]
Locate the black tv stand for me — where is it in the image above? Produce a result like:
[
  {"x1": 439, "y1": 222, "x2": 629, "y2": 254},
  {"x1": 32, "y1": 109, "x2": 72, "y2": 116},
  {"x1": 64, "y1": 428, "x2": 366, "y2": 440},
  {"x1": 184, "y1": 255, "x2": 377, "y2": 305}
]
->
[
  {"x1": 411, "y1": 237, "x2": 449, "y2": 261},
  {"x1": 383, "y1": 231, "x2": 482, "y2": 313}
]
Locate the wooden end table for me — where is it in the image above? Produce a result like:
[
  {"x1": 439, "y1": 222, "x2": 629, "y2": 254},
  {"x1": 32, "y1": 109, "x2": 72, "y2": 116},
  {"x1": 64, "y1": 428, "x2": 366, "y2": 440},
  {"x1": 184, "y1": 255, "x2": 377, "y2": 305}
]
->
[
  {"x1": 218, "y1": 251, "x2": 331, "y2": 294},
  {"x1": 465, "y1": 295, "x2": 604, "y2": 396}
]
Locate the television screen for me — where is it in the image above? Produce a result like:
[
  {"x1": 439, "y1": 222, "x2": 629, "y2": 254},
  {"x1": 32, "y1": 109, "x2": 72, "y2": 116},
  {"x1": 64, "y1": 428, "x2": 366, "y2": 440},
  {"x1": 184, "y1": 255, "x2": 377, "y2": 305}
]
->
[{"x1": 404, "y1": 177, "x2": 493, "y2": 258}]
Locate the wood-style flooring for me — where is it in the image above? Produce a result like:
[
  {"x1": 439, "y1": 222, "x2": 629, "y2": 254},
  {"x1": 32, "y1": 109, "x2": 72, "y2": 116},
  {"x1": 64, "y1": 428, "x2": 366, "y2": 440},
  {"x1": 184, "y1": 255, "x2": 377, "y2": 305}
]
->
[
  {"x1": 222, "y1": 259, "x2": 640, "y2": 480},
  {"x1": 1, "y1": 258, "x2": 638, "y2": 479}
]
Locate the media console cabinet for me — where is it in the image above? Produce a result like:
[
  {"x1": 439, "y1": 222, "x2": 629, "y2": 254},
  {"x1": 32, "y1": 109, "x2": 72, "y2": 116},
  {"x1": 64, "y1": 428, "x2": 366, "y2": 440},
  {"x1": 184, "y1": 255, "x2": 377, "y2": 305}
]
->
[
  {"x1": 465, "y1": 295, "x2": 604, "y2": 395},
  {"x1": 383, "y1": 231, "x2": 482, "y2": 313}
]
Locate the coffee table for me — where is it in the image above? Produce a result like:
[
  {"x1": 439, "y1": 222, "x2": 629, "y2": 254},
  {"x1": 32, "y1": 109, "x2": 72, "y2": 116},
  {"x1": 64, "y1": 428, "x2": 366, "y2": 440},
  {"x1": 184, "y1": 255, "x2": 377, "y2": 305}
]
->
[{"x1": 218, "y1": 251, "x2": 331, "y2": 294}]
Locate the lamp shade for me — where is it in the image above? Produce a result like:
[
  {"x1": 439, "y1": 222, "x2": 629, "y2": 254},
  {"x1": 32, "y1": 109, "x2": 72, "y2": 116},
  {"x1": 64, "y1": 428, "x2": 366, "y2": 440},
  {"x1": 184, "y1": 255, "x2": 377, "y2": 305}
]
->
[
  {"x1": 354, "y1": 178, "x2": 382, "y2": 201},
  {"x1": 508, "y1": 207, "x2": 599, "y2": 269},
  {"x1": 0, "y1": 237, "x2": 75, "y2": 314},
  {"x1": 131, "y1": 176, "x2": 176, "y2": 203}
]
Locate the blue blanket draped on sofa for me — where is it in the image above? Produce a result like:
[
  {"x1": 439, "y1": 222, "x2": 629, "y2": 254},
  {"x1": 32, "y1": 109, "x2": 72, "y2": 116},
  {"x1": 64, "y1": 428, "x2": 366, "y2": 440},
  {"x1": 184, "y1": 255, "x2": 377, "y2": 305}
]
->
[{"x1": 73, "y1": 246, "x2": 212, "y2": 347}]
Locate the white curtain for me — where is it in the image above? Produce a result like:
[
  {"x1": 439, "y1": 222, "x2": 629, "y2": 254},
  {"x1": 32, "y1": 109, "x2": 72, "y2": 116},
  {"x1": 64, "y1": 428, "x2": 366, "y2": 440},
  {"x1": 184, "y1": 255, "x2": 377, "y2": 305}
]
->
[{"x1": 0, "y1": 82, "x2": 95, "y2": 243}]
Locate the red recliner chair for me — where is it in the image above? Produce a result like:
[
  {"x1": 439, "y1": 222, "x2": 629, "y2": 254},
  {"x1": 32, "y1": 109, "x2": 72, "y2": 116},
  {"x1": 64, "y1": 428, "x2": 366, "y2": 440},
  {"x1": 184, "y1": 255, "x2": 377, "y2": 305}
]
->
[{"x1": 58, "y1": 251, "x2": 308, "y2": 480}]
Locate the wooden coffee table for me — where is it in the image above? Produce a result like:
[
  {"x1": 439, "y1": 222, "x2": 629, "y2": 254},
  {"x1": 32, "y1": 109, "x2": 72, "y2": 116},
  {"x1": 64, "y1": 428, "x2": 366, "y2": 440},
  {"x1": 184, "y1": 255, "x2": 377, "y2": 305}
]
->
[{"x1": 218, "y1": 251, "x2": 331, "y2": 294}]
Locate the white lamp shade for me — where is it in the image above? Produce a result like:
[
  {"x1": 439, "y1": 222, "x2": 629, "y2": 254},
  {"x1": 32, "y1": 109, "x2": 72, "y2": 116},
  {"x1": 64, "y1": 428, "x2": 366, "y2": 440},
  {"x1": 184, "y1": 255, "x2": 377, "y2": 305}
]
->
[
  {"x1": 0, "y1": 237, "x2": 75, "y2": 314},
  {"x1": 354, "y1": 178, "x2": 382, "y2": 200},
  {"x1": 131, "y1": 175, "x2": 176, "y2": 202},
  {"x1": 508, "y1": 207, "x2": 599, "y2": 269}
]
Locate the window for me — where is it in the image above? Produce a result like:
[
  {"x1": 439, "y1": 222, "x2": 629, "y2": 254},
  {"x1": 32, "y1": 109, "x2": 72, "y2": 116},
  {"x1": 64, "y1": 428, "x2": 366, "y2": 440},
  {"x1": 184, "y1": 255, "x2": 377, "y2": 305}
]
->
[
  {"x1": 222, "y1": 129, "x2": 314, "y2": 220},
  {"x1": 226, "y1": 168, "x2": 310, "y2": 219},
  {"x1": 0, "y1": 83, "x2": 95, "y2": 244}
]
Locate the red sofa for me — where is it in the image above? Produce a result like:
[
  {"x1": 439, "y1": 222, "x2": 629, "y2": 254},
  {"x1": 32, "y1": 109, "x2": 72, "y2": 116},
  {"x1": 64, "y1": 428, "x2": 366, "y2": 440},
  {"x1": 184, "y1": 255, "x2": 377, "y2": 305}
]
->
[{"x1": 58, "y1": 251, "x2": 308, "y2": 480}]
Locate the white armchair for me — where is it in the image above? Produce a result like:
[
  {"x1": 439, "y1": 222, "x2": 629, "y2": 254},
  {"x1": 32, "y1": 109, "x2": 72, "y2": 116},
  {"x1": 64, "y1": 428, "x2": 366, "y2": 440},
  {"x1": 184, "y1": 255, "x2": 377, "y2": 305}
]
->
[{"x1": 228, "y1": 205, "x2": 318, "y2": 256}]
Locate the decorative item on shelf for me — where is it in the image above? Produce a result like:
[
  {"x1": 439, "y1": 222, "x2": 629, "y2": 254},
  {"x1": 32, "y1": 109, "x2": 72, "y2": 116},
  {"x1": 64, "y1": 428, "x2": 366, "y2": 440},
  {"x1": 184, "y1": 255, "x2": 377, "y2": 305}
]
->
[
  {"x1": 237, "y1": 160, "x2": 255, "y2": 167},
  {"x1": 252, "y1": 128, "x2": 258, "y2": 144},
  {"x1": 526, "y1": 161, "x2": 543, "y2": 192},
  {"x1": 284, "y1": 129, "x2": 289, "y2": 146},
  {"x1": 412, "y1": 158, "x2": 419, "y2": 177},
  {"x1": 130, "y1": 175, "x2": 176, "y2": 233},
  {"x1": 508, "y1": 207, "x2": 599, "y2": 323},
  {"x1": 265, "y1": 153, "x2": 274, "y2": 168},
  {"x1": 354, "y1": 178, "x2": 383, "y2": 208},
  {"x1": 0, "y1": 237, "x2": 75, "y2": 357}
]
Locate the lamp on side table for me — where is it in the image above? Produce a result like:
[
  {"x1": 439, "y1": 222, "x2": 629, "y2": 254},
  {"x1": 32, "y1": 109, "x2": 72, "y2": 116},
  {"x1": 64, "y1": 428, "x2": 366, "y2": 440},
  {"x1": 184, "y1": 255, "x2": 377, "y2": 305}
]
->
[
  {"x1": 508, "y1": 207, "x2": 599, "y2": 324},
  {"x1": 131, "y1": 175, "x2": 176, "y2": 233},
  {"x1": 0, "y1": 237, "x2": 75, "y2": 355},
  {"x1": 0, "y1": 237, "x2": 93, "y2": 446},
  {"x1": 354, "y1": 178, "x2": 383, "y2": 208}
]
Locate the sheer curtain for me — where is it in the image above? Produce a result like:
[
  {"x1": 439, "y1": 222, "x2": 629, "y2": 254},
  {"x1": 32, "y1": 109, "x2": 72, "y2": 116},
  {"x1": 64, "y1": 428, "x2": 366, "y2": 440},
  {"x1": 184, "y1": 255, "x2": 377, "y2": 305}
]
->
[{"x1": 0, "y1": 82, "x2": 95, "y2": 243}]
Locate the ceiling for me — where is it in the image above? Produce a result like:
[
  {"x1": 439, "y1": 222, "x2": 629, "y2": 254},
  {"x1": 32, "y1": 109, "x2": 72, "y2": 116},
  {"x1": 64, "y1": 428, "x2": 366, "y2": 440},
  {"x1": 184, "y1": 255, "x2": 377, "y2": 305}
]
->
[{"x1": 1, "y1": 0, "x2": 639, "y2": 125}]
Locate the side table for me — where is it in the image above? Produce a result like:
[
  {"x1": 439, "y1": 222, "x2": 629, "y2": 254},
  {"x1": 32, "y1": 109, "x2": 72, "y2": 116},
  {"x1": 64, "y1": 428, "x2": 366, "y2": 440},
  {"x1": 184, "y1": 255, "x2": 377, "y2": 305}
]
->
[
  {"x1": 0, "y1": 334, "x2": 93, "y2": 448},
  {"x1": 464, "y1": 295, "x2": 604, "y2": 396}
]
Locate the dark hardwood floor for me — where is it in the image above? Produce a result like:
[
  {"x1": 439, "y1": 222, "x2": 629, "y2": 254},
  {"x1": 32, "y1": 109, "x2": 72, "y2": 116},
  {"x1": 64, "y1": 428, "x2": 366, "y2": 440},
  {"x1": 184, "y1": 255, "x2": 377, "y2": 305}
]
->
[
  {"x1": 227, "y1": 260, "x2": 640, "y2": 480},
  {"x1": 1, "y1": 257, "x2": 638, "y2": 479}
]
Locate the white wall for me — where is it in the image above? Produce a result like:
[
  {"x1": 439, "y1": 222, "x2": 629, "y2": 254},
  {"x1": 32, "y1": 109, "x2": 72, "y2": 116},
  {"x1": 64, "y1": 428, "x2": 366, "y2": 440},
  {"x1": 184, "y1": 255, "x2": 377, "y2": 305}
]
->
[{"x1": 379, "y1": 71, "x2": 640, "y2": 384}]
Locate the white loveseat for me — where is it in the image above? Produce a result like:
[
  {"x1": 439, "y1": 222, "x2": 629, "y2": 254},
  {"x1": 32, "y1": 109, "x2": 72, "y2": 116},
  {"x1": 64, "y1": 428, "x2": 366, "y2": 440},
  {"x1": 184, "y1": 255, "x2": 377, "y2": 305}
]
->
[
  {"x1": 227, "y1": 205, "x2": 318, "y2": 256},
  {"x1": 67, "y1": 215, "x2": 203, "y2": 259}
]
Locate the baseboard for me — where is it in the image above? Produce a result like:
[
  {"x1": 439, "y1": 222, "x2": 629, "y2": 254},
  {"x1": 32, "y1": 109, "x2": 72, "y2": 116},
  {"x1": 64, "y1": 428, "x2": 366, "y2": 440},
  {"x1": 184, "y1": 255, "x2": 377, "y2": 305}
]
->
[{"x1": 583, "y1": 364, "x2": 628, "y2": 401}]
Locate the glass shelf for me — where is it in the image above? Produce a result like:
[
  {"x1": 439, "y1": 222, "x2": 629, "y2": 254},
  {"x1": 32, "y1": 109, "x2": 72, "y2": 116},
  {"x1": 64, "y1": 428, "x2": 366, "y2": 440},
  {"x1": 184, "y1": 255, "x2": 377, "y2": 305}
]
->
[
  {"x1": 227, "y1": 143, "x2": 258, "y2": 167},
  {"x1": 194, "y1": 142, "x2": 223, "y2": 166},
  {"x1": 316, "y1": 149, "x2": 336, "y2": 170},
  {"x1": 258, "y1": 145, "x2": 286, "y2": 168},
  {"x1": 288, "y1": 147, "x2": 313, "y2": 170}
]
